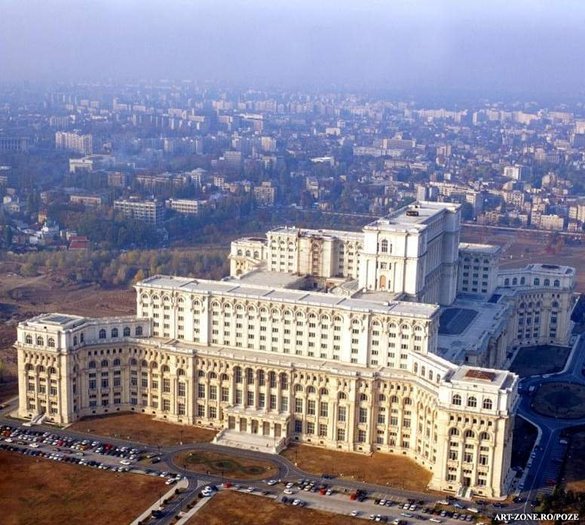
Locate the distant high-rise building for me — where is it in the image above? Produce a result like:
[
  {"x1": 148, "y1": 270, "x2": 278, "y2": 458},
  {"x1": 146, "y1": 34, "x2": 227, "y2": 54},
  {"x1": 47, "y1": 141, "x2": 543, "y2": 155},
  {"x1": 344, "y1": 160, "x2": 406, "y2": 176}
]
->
[
  {"x1": 503, "y1": 165, "x2": 530, "y2": 181},
  {"x1": 55, "y1": 131, "x2": 93, "y2": 155}
]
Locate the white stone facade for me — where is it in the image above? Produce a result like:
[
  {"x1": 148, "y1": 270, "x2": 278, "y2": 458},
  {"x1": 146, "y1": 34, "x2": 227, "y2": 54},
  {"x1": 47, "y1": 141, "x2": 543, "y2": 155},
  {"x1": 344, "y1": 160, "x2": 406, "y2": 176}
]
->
[{"x1": 17, "y1": 278, "x2": 517, "y2": 499}]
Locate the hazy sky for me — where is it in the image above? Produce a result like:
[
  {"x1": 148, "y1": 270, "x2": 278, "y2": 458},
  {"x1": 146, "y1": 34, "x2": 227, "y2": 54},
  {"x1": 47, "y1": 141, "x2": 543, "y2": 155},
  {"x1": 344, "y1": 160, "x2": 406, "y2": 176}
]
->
[{"x1": 1, "y1": 0, "x2": 584, "y2": 96}]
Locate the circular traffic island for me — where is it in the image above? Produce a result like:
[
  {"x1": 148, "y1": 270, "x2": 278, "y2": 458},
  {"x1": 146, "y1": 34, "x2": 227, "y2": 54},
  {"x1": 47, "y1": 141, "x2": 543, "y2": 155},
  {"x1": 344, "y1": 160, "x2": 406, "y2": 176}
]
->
[
  {"x1": 532, "y1": 382, "x2": 585, "y2": 419},
  {"x1": 174, "y1": 450, "x2": 279, "y2": 480}
]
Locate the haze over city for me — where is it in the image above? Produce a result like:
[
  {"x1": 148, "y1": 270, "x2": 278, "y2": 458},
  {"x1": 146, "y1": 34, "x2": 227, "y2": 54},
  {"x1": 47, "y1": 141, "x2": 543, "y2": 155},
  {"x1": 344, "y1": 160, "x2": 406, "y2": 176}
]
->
[
  {"x1": 1, "y1": 0, "x2": 585, "y2": 97},
  {"x1": 2, "y1": 2, "x2": 585, "y2": 524}
]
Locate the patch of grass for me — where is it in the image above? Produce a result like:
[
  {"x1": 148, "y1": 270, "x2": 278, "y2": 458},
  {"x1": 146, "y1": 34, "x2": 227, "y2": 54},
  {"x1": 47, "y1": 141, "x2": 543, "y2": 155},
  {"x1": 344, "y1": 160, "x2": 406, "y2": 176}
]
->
[
  {"x1": 187, "y1": 490, "x2": 361, "y2": 525},
  {"x1": 0, "y1": 450, "x2": 165, "y2": 525},
  {"x1": 511, "y1": 416, "x2": 537, "y2": 470},
  {"x1": 510, "y1": 345, "x2": 571, "y2": 377},
  {"x1": 533, "y1": 383, "x2": 585, "y2": 419},
  {"x1": 68, "y1": 412, "x2": 216, "y2": 447},
  {"x1": 175, "y1": 450, "x2": 279, "y2": 480},
  {"x1": 563, "y1": 431, "x2": 585, "y2": 492},
  {"x1": 281, "y1": 444, "x2": 431, "y2": 491}
]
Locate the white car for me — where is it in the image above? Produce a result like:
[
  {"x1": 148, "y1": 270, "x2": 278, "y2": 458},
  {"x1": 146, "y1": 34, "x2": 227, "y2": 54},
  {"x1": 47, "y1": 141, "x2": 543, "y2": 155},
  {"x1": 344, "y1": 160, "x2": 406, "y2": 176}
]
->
[
  {"x1": 120, "y1": 459, "x2": 133, "y2": 465},
  {"x1": 350, "y1": 510, "x2": 360, "y2": 517},
  {"x1": 29, "y1": 443, "x2": 40, "y2": 448},
  {"x1": 292, "y1": 499, "x2": 304, "y2": 506}
]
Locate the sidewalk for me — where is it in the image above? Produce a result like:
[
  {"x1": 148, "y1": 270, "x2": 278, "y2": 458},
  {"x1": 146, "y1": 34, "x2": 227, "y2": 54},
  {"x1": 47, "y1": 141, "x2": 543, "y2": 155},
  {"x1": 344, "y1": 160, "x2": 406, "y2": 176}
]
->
[
  {"x1": 130, "y1": 477, "x2": 189, "y2": 525},
  {"x1": 175, "y1": 493, "x2": 215, "y2": 525}
]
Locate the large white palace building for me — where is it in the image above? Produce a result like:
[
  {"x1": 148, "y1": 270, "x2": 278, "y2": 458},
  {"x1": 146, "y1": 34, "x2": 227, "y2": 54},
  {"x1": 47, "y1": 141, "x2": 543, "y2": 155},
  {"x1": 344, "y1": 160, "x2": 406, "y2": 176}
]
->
[{"x1": 15, "y1": 202, "x2": 577, "y2": 499}]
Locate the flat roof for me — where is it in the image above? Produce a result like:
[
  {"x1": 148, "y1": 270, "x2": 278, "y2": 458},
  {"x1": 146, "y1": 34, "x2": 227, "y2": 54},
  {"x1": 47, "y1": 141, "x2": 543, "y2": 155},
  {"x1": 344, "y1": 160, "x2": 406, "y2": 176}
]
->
[
  {"x1": 450, "y1": 365, "x2": 516, "y2": 390},
  {"x1": 267, "y1": 226, "x2": 363, "y2": 241},
  {"x1": 458, "y1": 242, "x2": 502, "y2": 255},
  {"x1": 364, "y1": 201, "x2": 459, "y2": 232},
  {"x1": 231, "y1": 270, "x2": 307, "y2": 289},
  {"x1": 138, "y1": 275, "x2": 439, "y2": 319},
  {"x1": 437, "y1": 296, "x2": 510, "y2": 363}
]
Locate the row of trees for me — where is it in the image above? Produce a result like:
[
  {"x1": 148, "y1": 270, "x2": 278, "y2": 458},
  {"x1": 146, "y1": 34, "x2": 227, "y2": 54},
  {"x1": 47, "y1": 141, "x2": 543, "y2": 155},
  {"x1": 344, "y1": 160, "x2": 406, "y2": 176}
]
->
[{"x1": 14, "y1": 247, "x2": 229, "y2": 287}]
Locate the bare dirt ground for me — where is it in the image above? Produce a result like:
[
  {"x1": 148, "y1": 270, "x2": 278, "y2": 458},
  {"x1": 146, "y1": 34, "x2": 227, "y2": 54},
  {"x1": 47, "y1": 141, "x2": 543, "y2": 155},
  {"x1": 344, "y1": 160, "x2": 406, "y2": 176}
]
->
[
  {"x1": 461, "y1": 226, "x2": 585, "y2": 292},
  {"x1": 281, "y1": 444, "x2": 431, "y2": 492},
  {"x1": 187, "y1": 490, "x2": 361, "y2": 525},
  {"x1": 68, "y1": 412, "x2": 216, "y2": 447},
  {"x1": 0, "y1": 266, "x2": 135, "y2": 379},
  {"x1": 0, "y1": 449, "x2": 165, "y2": 525}
]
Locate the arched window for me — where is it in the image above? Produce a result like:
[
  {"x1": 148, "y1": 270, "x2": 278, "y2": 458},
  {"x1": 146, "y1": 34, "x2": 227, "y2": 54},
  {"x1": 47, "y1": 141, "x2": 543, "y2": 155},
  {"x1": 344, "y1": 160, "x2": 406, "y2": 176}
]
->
[
  {"x1": 237, "y1": 249, "x2": 242, "y2": 256},
  {"x1": 520, "y1": 277, "x2": 526, "y2": 285},
  {"x1": 101, "y1": 359, "x2": 108, "y2": 368},
  {"x1": 135, "y1": 326, "x2": 143, "y2": 336},
  {"x1": 25, "y1": 363, "x2": 34, "y2": 372},
  {"x1": 512, "y1": 277, "x2": 518, "y2": 286},
  {"x1": 88, "y1": 361, "x2": 96, "y2": 369},
  {"x1": 483, "y1": 399, "x2": 493, "y2": 410},
  {"x1": 380, "y1": 239, "x2": 388, "y2": 253},
  {"x1": 141, "y1": 360, "x2": 148, "y2": 368},
  {"x1": 467, "y1": 396, "x2": 477, "y2": 408},
  {"x1": 504, "y1": 278, "x2": 510, "y2": 286},
  {"x1": 130, "y1": 358, "x2": 137, "y2": 366},
  {"x1": 452, "y1": 394, "x2": 462, "y2": 406},
  {"x1": 449, "y1": 428, "x2": 460, "y2": 436},
  {"x1": 36, "y1": 336, "x2": 44, "y2": 346},
  {"x1": 99, "y1": 329, "x2": 106, "y2": 339},
  {"x1": 307, "y1": 386, "x2": 316, "y2": 394},
  {"x1": 113, "y1": 359, "x2": 121, "y2": 367},
  {"x1": 544, "y1": 279, "x2": 550, "y2": 287},
  {"x1": 25, "y1": 334, "x2": 33, "y2": 345},
  {"x1": 360, "y1": 393, "x2": 368, "y2": 402},
  {"x1": 378, "y1": 394, "x2": 386, "y2": 402},
  {"x1": 390, "y1": 395, "x2": 399, "y2": 404},
  {"x1": 48, "y1": 367, "x2": 57, "y2": 375},
  {"x1": 198, "y1": 370, "x2": 205, "y2": 377},
  {"x1": 48, "y1": 338, "x2": 56, "y2": 348},
  {"x1": 161, "y1": 365, "x2": 170, "y2": 374},
  {"x1": 123, "y1": 327, "x2": 131, "y2": 337},
  {"x1": 479, "y1": 432, "x2": 490, "y2": 441},
  {"x1": 554, "y1": 279, "x2": 560, "y2": 288},
  {"x1": 464, "y1": 430, "x2": 475, "y2": 439},
  {"x1": 534, "y1": 278, "x2": 540, "y2": 286},
  {"x1": 338, "y1": 392, "x2": 347, "y2": 400},
  {"x1": 73, "y1": 336, "x2": 78, "y2": 346},
  {"x1": 552, "y1": 300, "x2": 559, "y2": 308},
  {"x1": 253, "y1": 251, "x2": 259, "y2": 259},
  {"x1": 111, "y1": 328, "x2": 119, "y2": 338}
]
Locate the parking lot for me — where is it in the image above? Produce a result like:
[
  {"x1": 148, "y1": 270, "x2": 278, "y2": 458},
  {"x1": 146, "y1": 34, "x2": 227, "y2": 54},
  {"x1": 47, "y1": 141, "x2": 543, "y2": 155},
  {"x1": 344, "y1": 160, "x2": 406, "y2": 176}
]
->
[
  {"x1": 227, "y1": 478, "x2": 485, "y2": 524},
  {"x1": 0, "y1": 424, "x2": 184, "y2": 486}
]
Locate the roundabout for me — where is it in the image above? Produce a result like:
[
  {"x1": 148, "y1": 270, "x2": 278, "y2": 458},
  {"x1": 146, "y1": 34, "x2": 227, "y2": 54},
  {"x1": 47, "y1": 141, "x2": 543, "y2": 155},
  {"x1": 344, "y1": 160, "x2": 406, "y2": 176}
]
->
[
  {"x1": 532, "y1": 382, "x2": 585, "y2": 419},
  {"x1": 174, "y1": 449, "x2": 280, "y2": 480}
]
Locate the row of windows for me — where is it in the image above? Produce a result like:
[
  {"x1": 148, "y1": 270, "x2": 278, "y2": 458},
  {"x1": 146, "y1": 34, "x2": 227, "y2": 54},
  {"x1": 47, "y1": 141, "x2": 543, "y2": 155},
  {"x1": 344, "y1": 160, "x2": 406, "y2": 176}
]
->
[
  {"x1": 503, "y1": 276, "x2": 561, "y2": 287},
  {"x1": 98, "y1": 326, "x2": 143, "y2": 339},
  {"x1": 452, "y1": 394, "x2": 493, "y2": 410}
]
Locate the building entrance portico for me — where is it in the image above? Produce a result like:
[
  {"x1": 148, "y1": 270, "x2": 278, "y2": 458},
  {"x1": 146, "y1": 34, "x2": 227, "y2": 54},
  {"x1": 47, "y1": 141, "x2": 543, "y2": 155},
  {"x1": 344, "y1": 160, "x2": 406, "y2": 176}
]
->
[{"x1": 213, "y1": 406, "x2": 290, "y2": 453}]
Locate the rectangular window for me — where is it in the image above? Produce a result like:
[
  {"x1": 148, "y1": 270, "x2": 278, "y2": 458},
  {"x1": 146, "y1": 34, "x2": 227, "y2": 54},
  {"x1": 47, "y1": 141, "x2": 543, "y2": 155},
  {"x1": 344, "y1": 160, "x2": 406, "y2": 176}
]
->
[
  {"x1": 319, "y1": 402, "x2": 328, "y2": 418},
  {"x1": 338, "y1": 406, "x2": 346, "y2": 422},
  {"x1": 307, "y1": 400, "x2": 316, "y2": 415},
  {"x1": 359, "y1": 407, "x2": 368, "y2": 423},
  {"x1": 295, "y1": 398, "x2": 303, "y2": 413},
  {"x1": 178, "y1": 382, "x2": 186, "y2": 397},
  {"x1": 197, "y1": 384, "x2": 205, "y2": 398},
  {"x1": 337, "y1": 428, "x2": 345, "y2": 441}
]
